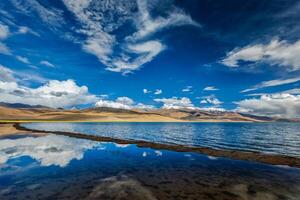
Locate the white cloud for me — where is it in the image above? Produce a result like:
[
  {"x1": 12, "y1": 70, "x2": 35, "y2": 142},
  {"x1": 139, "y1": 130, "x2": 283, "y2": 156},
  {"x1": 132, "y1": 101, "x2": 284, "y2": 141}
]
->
[
  {"x1": 16, "y1": 55, "x2": 30, "y2": 64},
  {"x1": 128, "y1": 0, "x2": 200, "y2": 41},
  {"x1": 61, "y1": 0, "x2": 199, "y2": 74},
  {"x1": 200, "y1": 107, "x2": 225, "y2": 112},
  {"x1": 182, "y1": 86, "x2": 192, "y2": 92},
  {"x1": 16, "y1": 71, "x2": 48, "y2": 84},
  {"x1": 0, "y1": 79, "x2": 97, "y2": 108},
  {"x1": 95, "y1": 97, "x2": 133, "y2": 110},
  {"x1": 115, "y1": 97, "x2": 134, "y2": 106},
  {"x1": 221, "y1": 39, "x2": 300, "y2": 71},
  {"x1": 17, "y1": 26, "x2": 40, "y2": 36},
  {"x1": 200, "y1": 97, "x2": 222, "y2": 105},
  {"x1": 0, "y1": 135, "x2": 100, "y2": 167},
  {"x1": 95, "y1": 96, "x2": 154, "y2": 110},
  {"x1": 107, "y1": 41, "x2": 166, "y2": 73},
  {"x1": 11, "y1": 0, "x2": 65, "y2": 29},
  {"x1": 280, "y1": 88, "x2": 300, "y2": 95},
  {"x1": 18, "y1": 26, "x2": 30, "y2": 34},
  {"x1": 0, "y1": 24, "x2": 9, "y2": 40},
  {"x1": 135, "y1": 103, "x2": 155, "y2": 110},
  {"x1": 0, "y1": 23, "x2": 11, "y2": 55},
  {"x1": 245, "y1": 88, "x2": 300, "y2": 97},
  {"x1": 143, "y1": 88, "x2": 163, "y2": 95},
  {"x1": 8, "y1": 0, "x2": 199, "y2": 74},
  {"x1": 154, "y1": 97, "x2": 196, "y2": 110},
  {"x1": 0, "y1": 42, "x2": 11, "y2": 55},
  {"x1": 236, "y1": 93, "x2": 300, "y2": 118},
  {"x1": 143, "y1": 89, "x2": 150, "y2": 94},
  {"x1": 199, "y1": 95, "x2": 224, "y2": 111},
  {"x1": 40, "y1": 60, "x2": 55, "y2": 68},
  {"x1": 203, "y1": 86, "x2": 219, "y2": 91},
  {"x1": 242, "y1": 77, "x2": 300, "y2": 93},
  {"x1": 0, "y1": 65, "x2": 15, "y2": 82},
  {"x1": 154, "y1": 89, "x2": 162, "y2": 95}
]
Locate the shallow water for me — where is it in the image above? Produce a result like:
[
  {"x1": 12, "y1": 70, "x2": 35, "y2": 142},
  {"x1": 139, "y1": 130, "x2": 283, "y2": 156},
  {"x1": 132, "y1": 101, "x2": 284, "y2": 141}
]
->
[
  {"x1": 0, "y1": 133, "x2": 300, "y2": 200},
  {"x1": 24, "y1": 122, "x2": 300, "y2": 157}
]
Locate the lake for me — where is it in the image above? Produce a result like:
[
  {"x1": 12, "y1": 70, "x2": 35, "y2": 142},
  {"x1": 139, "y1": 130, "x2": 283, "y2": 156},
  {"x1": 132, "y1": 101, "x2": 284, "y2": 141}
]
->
[
  {"x1": 0, "y1": 131, "x2": 300, "y2": 200},
  {"x1": 24, "y1": 122, "x2": 300, "y2": 157}
]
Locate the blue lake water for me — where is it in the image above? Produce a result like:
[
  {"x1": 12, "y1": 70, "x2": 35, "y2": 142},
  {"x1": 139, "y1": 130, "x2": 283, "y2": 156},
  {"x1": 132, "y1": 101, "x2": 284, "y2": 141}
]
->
[
  {"x1": 24, "y1": 122, "x2": 300, "y2": 157},
  {"x1": 0, "y1": 133, "x2": 300, "y2": 199}
]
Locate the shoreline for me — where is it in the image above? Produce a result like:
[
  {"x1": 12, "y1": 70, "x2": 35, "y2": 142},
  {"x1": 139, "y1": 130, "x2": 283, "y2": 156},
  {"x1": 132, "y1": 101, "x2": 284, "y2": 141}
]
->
[
  {"x1": 0, "y1": 119, "x2": 259, "y2": 123},
  {"x1": 0, "y1": 123, "x2": 46, "y2": 137},
  {"x1": 9, "y1": 122, "x2": 300, "y2": 168}
]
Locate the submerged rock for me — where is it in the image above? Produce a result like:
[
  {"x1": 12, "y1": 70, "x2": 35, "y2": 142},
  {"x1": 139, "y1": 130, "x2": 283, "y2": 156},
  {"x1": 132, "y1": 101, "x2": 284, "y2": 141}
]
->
[{"x1": 86, "y1": 175, "x2": 157, "y2": 200}]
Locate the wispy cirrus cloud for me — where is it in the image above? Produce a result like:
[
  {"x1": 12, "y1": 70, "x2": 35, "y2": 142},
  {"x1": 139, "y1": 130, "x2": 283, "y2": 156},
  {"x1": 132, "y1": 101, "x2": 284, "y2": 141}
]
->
[
  {"x1": 17, "y1": 26, "x2": 40, "y2": 37},
  {"x1": 61, "y1": 0, "x2": 199, "y2": 74},
  {"x1": 0, "y1": 23, "x2": 11, "y2": 55},
  {"x1": 245, "y1": 88, "x2": 300, "y2": 97},
  {"x1": 221, "y1": 38, "x2": 300, "y2": 71},
  {"x1": 0, "y1": 23, "x2": 9, "y2": 39},
  {"x1": 0, "y1": 42, "x2": 11, "y2": 55},
  {"x1": 0, "y1": 65, "x2": 15, "y2": 82},
  {"x1": 127, "y1": 0, "x2": 199, "y2": 41},
  {"x1": 16, "y1": 55, "x2": 30, "y2": 64},
  {"x1": 40, "y1": 60, "x2": 55, "y2": 68},
  {"x1": 11, "y1": 0, "x2": 65, "y2": 29},
  {"x1": 6, "y1": 0, "x2": 199, "y2": 74},
  {"x1": 182, "y1": 86, "x2": 193, "y2": 92},
  {"x1": 203, "y1": 86, "x2": 219, "y2": 91},
  {"x1": 241, "y1": 77, "x2": 300, "y2": 93},
  {"x1": 0, "y1": 65, "x2": 46, "y2": 84}
]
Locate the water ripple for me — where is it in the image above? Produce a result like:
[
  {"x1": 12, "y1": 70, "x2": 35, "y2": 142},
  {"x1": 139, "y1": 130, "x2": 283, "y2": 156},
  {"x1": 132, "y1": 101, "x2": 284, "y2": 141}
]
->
[{"x1": 23, "y1": 122, "x2": 300, "y2": 158}]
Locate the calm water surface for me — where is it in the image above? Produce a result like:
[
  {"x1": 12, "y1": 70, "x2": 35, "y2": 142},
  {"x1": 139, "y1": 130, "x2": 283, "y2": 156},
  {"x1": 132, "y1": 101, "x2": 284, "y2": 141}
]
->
[
  {"x1": 0, "y1": 133, "x2": 300, "y2": 200},
  {"x1": 24, "y1": 122, "x2": 300, "y2": 157}
]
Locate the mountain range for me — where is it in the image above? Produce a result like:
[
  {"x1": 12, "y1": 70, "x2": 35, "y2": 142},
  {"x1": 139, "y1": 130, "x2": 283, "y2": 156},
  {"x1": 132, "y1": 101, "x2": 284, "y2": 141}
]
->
[{"x1": 0, "y1": 102, "x2": 298, "y2": 122}]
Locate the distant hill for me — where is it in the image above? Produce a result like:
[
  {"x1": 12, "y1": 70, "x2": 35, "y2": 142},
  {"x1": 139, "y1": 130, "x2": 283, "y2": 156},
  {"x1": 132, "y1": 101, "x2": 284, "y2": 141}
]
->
[
  {"x1": 0, "y1": 102, "x2": 51, "y2": 109},
  {"x1": 83, "y1": 107, "x2": 141, "y2": 114},
  {"x1": 0, "y1": 103, "x2": 297, "y2": 122}
]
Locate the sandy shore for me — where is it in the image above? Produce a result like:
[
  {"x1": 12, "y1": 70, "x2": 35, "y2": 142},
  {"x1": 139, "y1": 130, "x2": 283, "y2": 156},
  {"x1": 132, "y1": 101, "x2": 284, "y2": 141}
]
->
[
  {"x1": 0, "y1": 123, "x2": 46, "y2": 138},
  {"x1": 0, "y1": 123, "x2": 31, "y2": 135},
  {"x1": 6, "y1": 122, "x2": 299, "y2": 168}
]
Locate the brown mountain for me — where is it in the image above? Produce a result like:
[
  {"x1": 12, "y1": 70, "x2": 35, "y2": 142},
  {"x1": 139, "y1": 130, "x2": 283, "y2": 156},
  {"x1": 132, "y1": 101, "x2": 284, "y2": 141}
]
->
[{"x1": 0, "y1": 104, "x2": 294, "y2": 122}]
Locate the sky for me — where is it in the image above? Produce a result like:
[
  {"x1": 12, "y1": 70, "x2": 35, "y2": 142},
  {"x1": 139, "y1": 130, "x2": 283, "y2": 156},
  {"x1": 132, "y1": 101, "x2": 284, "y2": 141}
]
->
[{"x1": 0, "y1": 0, "x2": 300, "y2": 118}]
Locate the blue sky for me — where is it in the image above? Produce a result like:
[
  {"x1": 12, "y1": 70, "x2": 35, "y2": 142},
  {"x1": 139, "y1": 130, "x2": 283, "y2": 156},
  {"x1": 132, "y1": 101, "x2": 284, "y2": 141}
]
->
[{"x1": 0, "y1": 0, "x2": 300, "y2": 117}]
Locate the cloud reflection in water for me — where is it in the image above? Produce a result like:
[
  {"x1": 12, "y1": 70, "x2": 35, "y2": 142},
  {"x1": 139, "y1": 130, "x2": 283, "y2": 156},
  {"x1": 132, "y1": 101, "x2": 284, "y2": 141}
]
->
[{"x1": 0, "y1": 134, "x2": 102, "y2": 167}]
